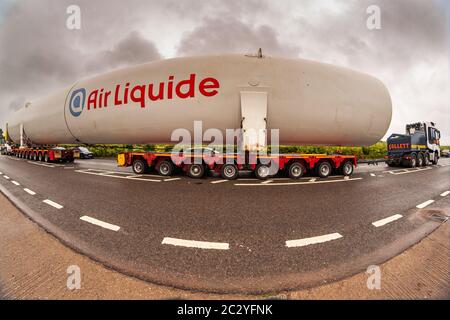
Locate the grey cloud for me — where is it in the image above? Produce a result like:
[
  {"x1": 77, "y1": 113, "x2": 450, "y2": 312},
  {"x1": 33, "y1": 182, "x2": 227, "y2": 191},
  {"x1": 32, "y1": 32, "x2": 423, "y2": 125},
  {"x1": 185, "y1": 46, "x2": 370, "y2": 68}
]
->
[
  {"x1": 0, "y1": 0, "x2": 162, "y2": 116},
  {"x1": 177, "y1": 16, "x2": 300, "y2": 57},
  {"x1": 86, "y1": 31, "x2": 161, "y2": 72}
]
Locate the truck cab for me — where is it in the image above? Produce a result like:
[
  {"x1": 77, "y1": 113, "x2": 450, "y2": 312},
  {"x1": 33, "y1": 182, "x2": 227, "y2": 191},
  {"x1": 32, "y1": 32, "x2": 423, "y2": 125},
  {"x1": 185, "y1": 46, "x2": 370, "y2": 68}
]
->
[{"x1": 387, "y1": 122, "x2": 440, "y2": 167}]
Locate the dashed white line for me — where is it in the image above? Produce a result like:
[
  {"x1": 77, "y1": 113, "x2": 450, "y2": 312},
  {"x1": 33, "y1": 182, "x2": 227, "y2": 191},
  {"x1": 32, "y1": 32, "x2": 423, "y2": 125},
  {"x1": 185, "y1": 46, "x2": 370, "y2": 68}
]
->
[
  {"x1": 80, "y1": 216, "x2": 120, "y2": 232},
  {"x1": 164, "y1": 178, "x2": 181, "y2": 182},
  {"x1": 416, "y1": 200, "x2": 435, "y2": 209},
  {"x1": 24, "y1": 188, "x2": 36, "y2": 195},
  {"x1": 286, "y1": 232, "x2": 343, "y2": 248},
  {"x1": 43, "y1": 199, "x2": 63, "y2": 209},
  {"x1": 27, "y1": 161, "x2": 55, "y2": 168},
  {"x1": 370, "y1": 173, "x2": 376, "y2": 177},
  {"x1": 3, "y1": 175, "x2": 10, "y2": 180},
  {"x1": 211, "y1": 179, "x2": 228, "y2": 184},
  {"x1": 162, "y1": 237, "x2": 230, "y2": 250},
  {"x1": 0, "y1": 171, "x2": 3, "y2": 175},
  {"x1": 440, "y1": 191, "x2": 450, "y2": 197},
  {"x1": 372, "y1": 214, "x2": 403, "y2": 227},
  {"x1": 235, "y1": 177, "x2": 362, "y2": 187},
  {"x1": 75, "y1": 170, "x2": 161, "y2": 182},
  {"x1": 11, "y1": 181, "x2": 20, "y2": 186}
]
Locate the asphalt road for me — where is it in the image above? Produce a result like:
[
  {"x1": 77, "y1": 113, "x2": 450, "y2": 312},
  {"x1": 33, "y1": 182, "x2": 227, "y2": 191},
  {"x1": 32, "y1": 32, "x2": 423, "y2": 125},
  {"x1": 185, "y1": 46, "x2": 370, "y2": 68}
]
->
[{"x1": 0, "y1": 155, "x2": 449, "y2": 293}]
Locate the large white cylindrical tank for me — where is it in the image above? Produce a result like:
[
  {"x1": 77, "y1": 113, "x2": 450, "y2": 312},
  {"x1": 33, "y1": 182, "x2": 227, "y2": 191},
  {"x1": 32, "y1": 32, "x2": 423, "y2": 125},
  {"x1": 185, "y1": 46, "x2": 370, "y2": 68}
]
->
[{"x1": 6, "y1": 54, "x2": 392, "y2": 146}]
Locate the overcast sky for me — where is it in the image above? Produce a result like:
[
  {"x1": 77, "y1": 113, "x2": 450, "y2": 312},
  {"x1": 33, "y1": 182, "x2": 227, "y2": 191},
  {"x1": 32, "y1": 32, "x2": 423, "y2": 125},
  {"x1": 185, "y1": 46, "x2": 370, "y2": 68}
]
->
[{"x1": 0, "y1": 0, "x2": 448, "y2": 144}]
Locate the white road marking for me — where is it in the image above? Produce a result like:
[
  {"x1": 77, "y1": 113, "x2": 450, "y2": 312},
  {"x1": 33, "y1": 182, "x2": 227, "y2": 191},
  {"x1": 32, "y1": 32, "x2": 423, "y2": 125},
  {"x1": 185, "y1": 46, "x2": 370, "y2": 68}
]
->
[
  {"x1": 3, "y1": 175, "x2": 10, "y2": 180},
  {"x1": 309, "y1": 178, "x2": 317, "y2": 182},
  {"x1": 80, "y1": 216, "x2": 120, "y2": 232},
  {"x1": 416, "y1": 200, "x2": 435, "y2": 209},
  {"x1": 162, "y1": 237, "x2": 229, "y2": 250},
  {"x1": 261, "y1": 179, "x2": 273, "y2": 184},
  {"x1": 75, "y1": 170, "x2": 161, "y2": 182},
  {"x1": 440, "y1": 191, "x2": 450, "y2": 197},
  {"x1": 372, "y1": 214, "x2": 403, "y2": 227},
  {"x1": 164, "y1": 178, "x2": 181, "y2": 182},
  {"x1": 211, "y1": 179, "x2": 228, "y2": 184},
  {"x1": 11, "y1": 181, "x2": 20, "y2": 186},
  {"x1": 43, "y1": 199, "x2": 63, "y2": 209},
  {"x1": 24, "y1": 188, "x2": 36, "y2": 195},
  {"x1": 370, "y1": 173, "x2": 376, "y2": 177},
  {"x1": 0, "y1": 171, "x2": 2, "y2": 175},
  {"x1": 286, "y1": 233, "x2": 343, "y2": 248},
  {"x1": 389, "y1": 167, "x2": 433, "y2": 175},
  {"x1": 27, "y1": 161, "x2": 55, "y2": 168},
  {"x1": 235, "y1": 177, "x2": 362, "y2": 187}
]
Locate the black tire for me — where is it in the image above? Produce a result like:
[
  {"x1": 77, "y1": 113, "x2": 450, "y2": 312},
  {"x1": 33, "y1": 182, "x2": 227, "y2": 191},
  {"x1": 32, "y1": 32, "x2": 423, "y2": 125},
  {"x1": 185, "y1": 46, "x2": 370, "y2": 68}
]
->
[
  {"x1": 44, "y1": 153, "x2": 49, "y2": 162},
  {"x1": 187, "y1": 163, "x2": 205, "y2": 179},
  {"x1": 417, "y1": 153, "x2": 424, "y2": 167},
  {"x1": 316, "y1": 161, "x2": 332, "y2": 178},
  {"x1": 132, "y1": 159, "x2": 147, "y2": 174},
  {"x1": 221, "y1": 164, "x2": 239, "y2": 180},
  {"x1": 432, "y1": 152, "x2": 439, "y2": 165},
  {"x1": 33, "y1": 153, "x2": 37, "y2": 161},
  {"x1": 156, "y1": 160, "x2": 174, "y2": 177},
  {"x1": 38, "y1": 153, "x2": 43, "y2": 162},
  {"x1": 255, "y1": 164, "x2": 271, "y2": 180},
  {"x1": 408, "y1": 153, "x2": 417, "y2": 168},
  {"x1": 340, "y1": 161, "x2": 354, "y2": 176},
  {"x1": 287, "y1": 162, "x2": 306, "y2": 179},
  {"x1": 422, "y1": 153, "x2": 430, "y2": 166}
]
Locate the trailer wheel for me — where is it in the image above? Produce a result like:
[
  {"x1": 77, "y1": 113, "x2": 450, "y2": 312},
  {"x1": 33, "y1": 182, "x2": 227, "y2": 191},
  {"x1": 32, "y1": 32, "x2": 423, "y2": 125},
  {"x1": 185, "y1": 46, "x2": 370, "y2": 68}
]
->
[
  {"x1": 132, "y1": 159, "x2": 147, "y2": 174},
  {"x1": 316, "y1": 161, "x2": 332, "y2": 178},
  {"x1": 255, "y1": 164, "x2": 271, "y2": 180},
  {"x1": 287, "y1": 162, "x2": 306, "y2": 179},
  {"x1": 340, "y1": 161, "x2": 354, "y2": 176},
  {"x1": 44, "y1": 153, "x2": 49, "y2": 163},
  {"x1": 33, "y1": 153, "x2": 37, "y2": 161},
  {"x1": 38, "y1": 153, "x2": 43, "y2": 162},
  {"x1": 156, "y1": 160, "x2": 174, "y2": 177},
  {"x1": 221, "y1": 164, "x2": 239, "y2": 180},
  {"x1": 188, "y1": 163, "x2": 205, "y2": 179}
]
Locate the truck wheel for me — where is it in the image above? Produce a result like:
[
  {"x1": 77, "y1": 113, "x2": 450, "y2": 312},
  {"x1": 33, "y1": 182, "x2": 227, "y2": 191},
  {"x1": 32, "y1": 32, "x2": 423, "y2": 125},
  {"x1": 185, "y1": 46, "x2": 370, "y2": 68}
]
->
[
  {"x1": 408, "y1": 153, "x2": 417, "y2": 168},
  {"x1": 156, "y1": 160, "x2": 174, "y2": 177},
  {"x1": 340, "y1": 161, "x2": 354, "y2": 176},
  {"x1": 417, "y1": 153, "x2": 424, "y2": 167},
  {"x1": 33, "y1": 153, "x2": 37, "y2": 161},
  {"x1": 432, "y1": 152, "x2": 439, "y2": 165},
  {"x1": 422, "y1": 153, "x2": 430, "y2": 166},
  {"x1": 316, "y1": 161, "x2": 332, "y2": 178},
  {"x1": 38, "y1": 153, "x2": 43, "y2": 162},
  {"x1": 188, "y1": 164, "x2": 205, "y2": 179},
  {"x1": 221, "y1": 164, "x2": 239, "y2": 180},
  {"x1": 44, "y1": 153, "x2": 49, "y2": 162},
  {"x1": 287, "y1": 162, "x2": 306, "y2": 179},
  {"x1": 132, "y1": 159, "x2": 147, "y2": 174},
  {"x1": 255, "y1": 164, "x2": 271, "y2": 180}
]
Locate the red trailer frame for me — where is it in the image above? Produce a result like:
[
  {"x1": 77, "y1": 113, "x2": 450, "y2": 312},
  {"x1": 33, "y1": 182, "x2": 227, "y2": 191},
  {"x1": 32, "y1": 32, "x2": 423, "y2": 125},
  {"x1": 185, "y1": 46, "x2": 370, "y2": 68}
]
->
[{"x1": 117, "y1": 151, "x2": 357, "y2": 180}]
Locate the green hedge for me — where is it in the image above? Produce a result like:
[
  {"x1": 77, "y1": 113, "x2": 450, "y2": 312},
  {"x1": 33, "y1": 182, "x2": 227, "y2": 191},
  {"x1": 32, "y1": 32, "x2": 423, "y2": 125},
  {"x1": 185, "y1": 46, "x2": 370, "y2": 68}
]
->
[{"x1": 59, "y1": 141, "x2": 389, "y2": 159}]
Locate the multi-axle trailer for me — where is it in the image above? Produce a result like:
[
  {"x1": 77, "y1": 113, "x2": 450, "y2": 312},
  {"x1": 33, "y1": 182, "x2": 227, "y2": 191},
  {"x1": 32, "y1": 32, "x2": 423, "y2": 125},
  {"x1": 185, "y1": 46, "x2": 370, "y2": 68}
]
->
[{"x1": 118, "y1": 150, "x2": 357, "y2": 180}]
